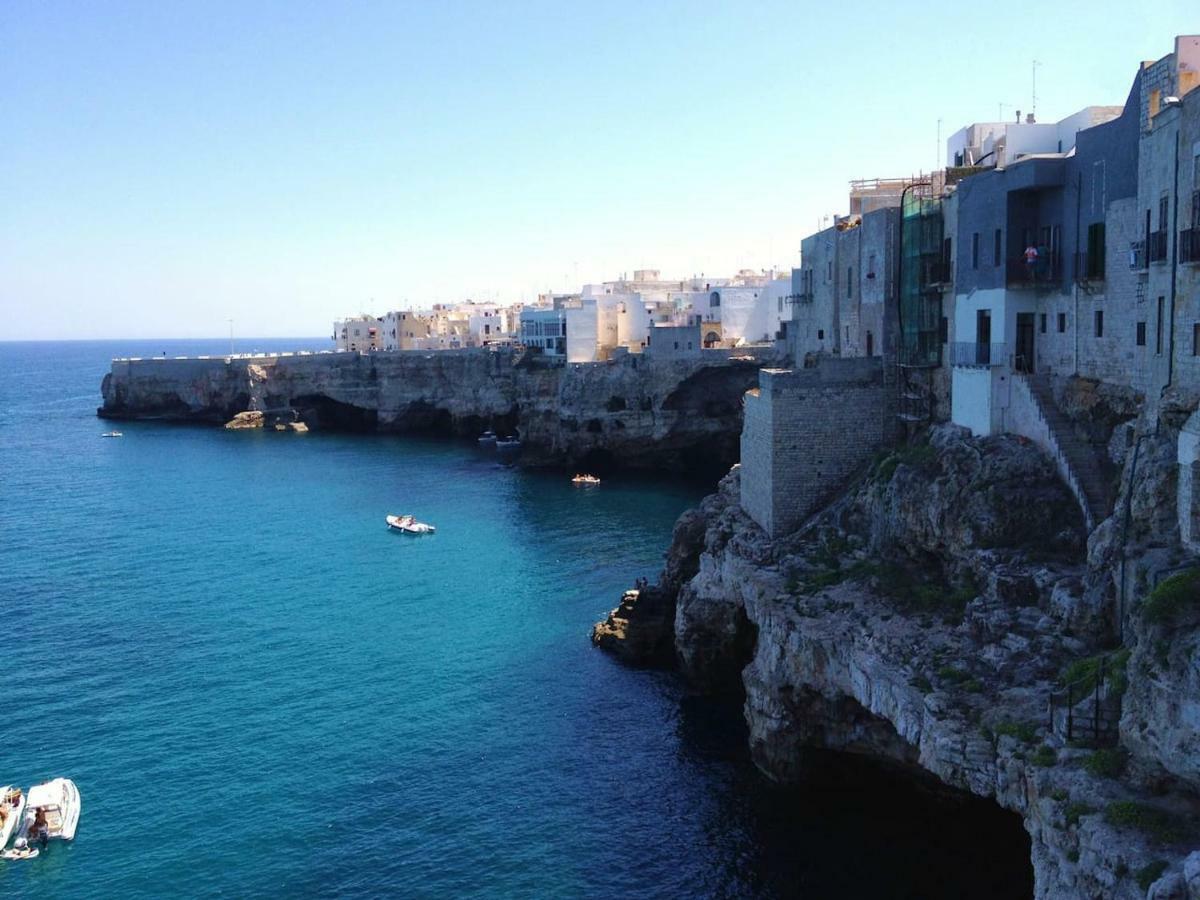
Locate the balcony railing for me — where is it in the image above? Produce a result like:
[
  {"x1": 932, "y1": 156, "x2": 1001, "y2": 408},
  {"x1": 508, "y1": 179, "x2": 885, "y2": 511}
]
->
[
  {"x1": 950, "y1": 342, "x2": 1007, "y2": 367},
  {"x1": 1181, "y1": 228, "x2": 1200, "y2": 265},
  {"x1": 1149, "y1": 230, "x2": 1169, "y2": 263},
  {"x1": 1129, "y1": 240, "x2": 1147, "y2": 270},
  {"x1": 920, "y1": 259, "x2": 952, "y2": 287},
  {"x1": 1006, "y1": 256, "x2": 1060, "y2": 289},
  {"x1": 1073, "y1": 251, "x2": 1105, "y2": 282},
  {"x1": 788, "y1": 291, "x2": 814, "y2": 304}
]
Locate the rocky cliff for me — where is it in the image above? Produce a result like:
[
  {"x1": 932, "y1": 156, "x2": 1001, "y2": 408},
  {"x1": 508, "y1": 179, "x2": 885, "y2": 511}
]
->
[
  {"x1": 597, "y1": 418, "x2": 1200, "y2": 899},
  {"x1": 98, "y1": 349, "x2": 774, "y2": 476}
]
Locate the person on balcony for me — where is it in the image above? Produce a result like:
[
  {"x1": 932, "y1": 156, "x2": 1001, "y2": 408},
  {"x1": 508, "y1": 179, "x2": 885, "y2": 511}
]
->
[{"x1": 1023, "y1": 244, "x2": 1039, "y2": 281}]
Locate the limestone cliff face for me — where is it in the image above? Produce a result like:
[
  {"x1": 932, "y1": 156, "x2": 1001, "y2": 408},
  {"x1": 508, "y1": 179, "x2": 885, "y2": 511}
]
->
[
  {"x1": 99, "y1": 349, "x2": 772, "y2": 474},
  {"x1": 600, "y1": 423, "x2": 1200, "y2": 898}
]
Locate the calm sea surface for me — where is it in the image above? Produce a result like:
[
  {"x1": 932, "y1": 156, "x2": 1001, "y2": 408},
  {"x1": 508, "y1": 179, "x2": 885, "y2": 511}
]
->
[{"x1": 0, "y1": 340, "x2": 1029, "y2": 899}]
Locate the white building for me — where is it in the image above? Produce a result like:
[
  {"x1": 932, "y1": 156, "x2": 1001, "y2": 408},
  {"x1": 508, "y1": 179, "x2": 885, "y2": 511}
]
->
[
  {"x1": 333, "y1": 315, "x2": 382, "y2": 352},
  {"x1": 519, "y1": 307, "x2": 568, "y2": 356}
]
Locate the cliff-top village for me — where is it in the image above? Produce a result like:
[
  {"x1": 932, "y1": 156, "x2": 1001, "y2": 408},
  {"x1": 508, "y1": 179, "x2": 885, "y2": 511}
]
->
[
  {"x1": 326, "y1": 36, "x2": 1200, "y2": 548},
  {"x1": 92, "y1": 33, "x2": 1200, "y2": 898}
]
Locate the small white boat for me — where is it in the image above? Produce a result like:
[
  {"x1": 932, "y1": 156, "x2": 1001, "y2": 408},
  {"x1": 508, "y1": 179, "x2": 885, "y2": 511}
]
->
[
  {"x1": 386, "y1": 514, "x2": 436, "y2": 535},
  {"x1": 101, "y1": 431, "x2": 123, "y2": 438},
  {"x1": 17, "y1": 778, "x2": 80, "y2": 844},
  {"x1": 477, "y1": 430, "x2": 497, "y2": 447},
  {"x1": 571, "y1": 474, "x2": 601, "y2": 485},
  {"x1": 0, "y1": 786, "x2": 25, "y2": 849},
  {"x1": 1, "y1": 840, "x2": 38, "y2": 861}
]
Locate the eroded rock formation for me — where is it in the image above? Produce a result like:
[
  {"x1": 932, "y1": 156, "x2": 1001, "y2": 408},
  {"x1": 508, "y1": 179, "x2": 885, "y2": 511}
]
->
[
  {"x1": 597, "y1": 420, "x2": 1200, "y2": 899},
  {"x1": 99, "y1": 349, "x2": 772, "y2": 475}
]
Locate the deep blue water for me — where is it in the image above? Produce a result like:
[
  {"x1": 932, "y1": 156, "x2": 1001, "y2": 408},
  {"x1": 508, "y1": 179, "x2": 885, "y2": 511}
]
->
[{"x1": 0, "y1": 340, "x2": 1030, "y2": 899}]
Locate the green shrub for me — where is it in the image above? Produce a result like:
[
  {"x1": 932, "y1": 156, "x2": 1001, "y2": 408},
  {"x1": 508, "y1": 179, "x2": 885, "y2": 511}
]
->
[
  {"x1": 1050, "y1": 788, "x2": 1068, "y2": 802},
  {"x1": 1141, "y1": 568, "x2": 1200, "y2": 624},
  {"x1": 1105, "y1": 802, "x2": 1190, "y2": 844},
  {"x1": 1064, "y1": 802, "x2": 1094, "y2": 826},
  {"x1": 910, "y1": 675, "x2": 932, "y2": 693},
  {"x1": 1084, "y1": 748, "x2": 1128, "y2": 779},
  {"x1": 1031, "y1": 745, "x2": 1056, "y2": 767},
  {"x1": 876, "y1": 454, "x2": 900, "y2": 482},
  {"x1": 993, "y1": 720, "x2": 1038, "y2": 744},
  {"x1": 1061, "y1": 648, "x2": 1131, "y2": 697},
  {"x1": 1136, "y1": 860, "x2": 1169, "y2": 891}
]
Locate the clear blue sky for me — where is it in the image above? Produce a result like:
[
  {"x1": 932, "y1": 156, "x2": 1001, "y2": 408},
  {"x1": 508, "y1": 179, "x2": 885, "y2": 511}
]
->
[{"x1": 2, "y1": 1, "x2": 1196, "y2": 339}]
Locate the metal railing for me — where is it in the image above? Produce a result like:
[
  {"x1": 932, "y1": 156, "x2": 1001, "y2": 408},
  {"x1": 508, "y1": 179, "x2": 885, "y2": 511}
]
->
[
  {"x1": 1149, "y1": 230, "x2": 1169, "y2": 263},
  {"x1": 1048, "y1": 654, "x2": 1120, "y2": 748},
  {"x1": 1073, "y1": 251, "x2": 1105, "y2": 281},
  {"x1": 1181, "y1": 228, "x2": 1200, "y2": 264},
  {"x1": 1006, "y1": 256, "x2": 1060, "y2": 289},
  {"x1": 949, "y1": 341, "x2": 1007, "y2": 367},
  {"x1": 788, "y1": 291, "x2": 814, "y2": 304}
]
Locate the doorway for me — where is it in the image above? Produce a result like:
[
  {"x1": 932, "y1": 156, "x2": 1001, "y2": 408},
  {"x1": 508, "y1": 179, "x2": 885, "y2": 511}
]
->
[{"x1": 1015, "y1": 312, "x2": 1035, "y2": 373}]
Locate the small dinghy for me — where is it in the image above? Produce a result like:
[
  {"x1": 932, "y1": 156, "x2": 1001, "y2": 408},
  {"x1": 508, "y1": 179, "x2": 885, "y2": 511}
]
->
[
  {"x1": 477, "y1": 430, "x2": 497, "y2": 447},
  {"x1": 0, "y1": 786, "x2": 25, "y2": 849},
  {"x1": 1, "y1": 839, "x2": 38, "y2": 861},
  {"x1": 101, "y1": 431, "x2": 123, "y2": 438},
  {"x1": 16, "y1": 778, "x2": 80, "y2": 844},
  {"x1": 571, "y1": 474, "x2": 601, "y2": 485},
  {"x1": 386, "y1": 514, "x2": 436, "y2": 535}
]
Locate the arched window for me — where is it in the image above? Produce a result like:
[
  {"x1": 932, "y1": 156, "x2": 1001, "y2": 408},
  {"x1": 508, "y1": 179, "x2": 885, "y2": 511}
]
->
[{"x1": 710, "y1": 291, "x2": 721, "y2": 308}]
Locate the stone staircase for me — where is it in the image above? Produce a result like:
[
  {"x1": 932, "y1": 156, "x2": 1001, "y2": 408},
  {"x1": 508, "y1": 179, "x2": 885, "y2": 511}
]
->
[{"x1": 1021, "y1": 374, "x2": 1112, "y2": 531}]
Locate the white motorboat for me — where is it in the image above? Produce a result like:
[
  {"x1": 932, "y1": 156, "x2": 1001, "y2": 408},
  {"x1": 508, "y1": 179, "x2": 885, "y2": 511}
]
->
[
  {"x1": 477, "y1": 430, "x2": 497, "y2": 447},
  {"x1": 17, "y1": 778, "x2": 80, "y2": 844},
  {"x1": 386, "y1": 514, "x2": 436, "y2": 535},
  {"x1": 495, "y1": 435, "x2": 522, "y2": 452},
  {"x1": 101, "y1": 431, "x2": 123, "y2": 438},
  {"x1": 1, "y1": 840, "x2": 38, "y2": 861},
  {"x1": 571, "y1": 474, "x2": 601, "y2": 485},
  {"x1": 0, "y1": 786, "x2": 24, "y2": 849}
]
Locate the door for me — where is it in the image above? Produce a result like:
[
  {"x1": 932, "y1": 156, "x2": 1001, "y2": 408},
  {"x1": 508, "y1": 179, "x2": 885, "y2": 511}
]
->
[{"x1": 1015, "y1": 312, "x2": 1035, "y2": 373}]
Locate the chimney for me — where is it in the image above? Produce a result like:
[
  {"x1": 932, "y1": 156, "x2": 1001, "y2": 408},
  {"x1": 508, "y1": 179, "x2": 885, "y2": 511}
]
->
[
  {"x1": 1015, "y1": 109, "x2": 1021, "y2": 123},
  {"x1": 1025, "y1": 113, "x2": 1036, "y2": 124}
]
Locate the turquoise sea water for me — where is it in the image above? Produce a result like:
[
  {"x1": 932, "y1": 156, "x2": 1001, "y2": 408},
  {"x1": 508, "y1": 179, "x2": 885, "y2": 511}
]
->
[{"x1": 0, "y1": 341, "x2": 1031, "y2": 899}]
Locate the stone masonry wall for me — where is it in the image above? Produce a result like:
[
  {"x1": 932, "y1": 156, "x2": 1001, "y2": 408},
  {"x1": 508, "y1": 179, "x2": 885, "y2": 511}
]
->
[{"x1": 740, "y1": 357, "x2": 888, "y2": 537}]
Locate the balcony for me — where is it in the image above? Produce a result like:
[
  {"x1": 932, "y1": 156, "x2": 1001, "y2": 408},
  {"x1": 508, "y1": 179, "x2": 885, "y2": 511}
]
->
[
  {"x1": 1129, "y1": 240, "x2": 1147, "y2": 270},
  {"x1": 950, "y1": 342, "x2": 1007, "y2": 367},
  {"x1": 789, "y1": 291, "x2": 814, "y2": 305},
  {"x1": 1149, "y1": 230, "x2": 1169, "y2": 263},
  {"x1": 1006, "y1": 256, "x2": 1060, "y2": 290},
  {"x1": 1073, "y1": 251, "x2": 1104, "y2": 282},
  {"x1": 920, "y1": 258, "x2": 952, "y2": 287},
  {"x1": 1181, "y1": 228, "x2": 1200, "y2": 265}
]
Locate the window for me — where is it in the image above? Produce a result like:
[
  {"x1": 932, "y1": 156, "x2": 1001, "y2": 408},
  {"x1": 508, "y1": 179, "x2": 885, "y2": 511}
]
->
[
  {"x1": 939, "y1": 316, "x2": 949, "y2": 344},
  {"x1": 976, "y1": 309, "x2": 991, "y2": 344},
  {"x1": 1094, "y1": 310, "x2": 1104, "y2": 338},
  {"x1": 845, "y1": 326, "x2": 850, "y2": 343},
  {"x1": 1193, "y1": 323, "x2": 1200, "y2": 357},
  {"x1": 1156, "y1": 296, "x2": 1165, "y2": 354},
  {"x1": 847, "y1": 268, "x2": 853, "y2": 299},
  {"x1": 1057, "y1": 313, "x2": 1066, "y2": 333},
  {"x1": 972, "y1": 232, "x2": 980, "y2": 269},
  {"x1": 1159, "y1": 196, "x2": 1169, "y2": 231},
  {"x1": 866, "y1": 331, "x2": 874, "y2": 356},
  {"x1": 1040, "y1": 313, "x2": 1047, "y2": 333},
  {"x1": 993, "y1": 229, "x2": 1002, "y2": 266},
  {"x1": 868, "y1": 253, "x2": 876, "y2": 278},
  {"x1": 1136, "y1": 322, "x2": 1147, "y2": 346},
  {"x1": 710, "y1": 291, "x2": 721, "y2": 308},
  {"x1": 1085, "y1": 222, "x2": 1106, "y2": 278},
  {"x1": 817, "y1": 329, "x2": 825, "y2": 340},
  {"x1": 826, "y1": 261, "x2": 832, "y2": 282}
]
